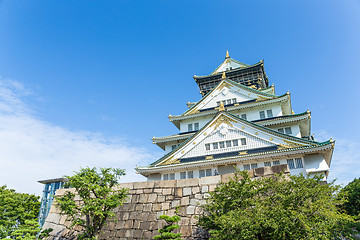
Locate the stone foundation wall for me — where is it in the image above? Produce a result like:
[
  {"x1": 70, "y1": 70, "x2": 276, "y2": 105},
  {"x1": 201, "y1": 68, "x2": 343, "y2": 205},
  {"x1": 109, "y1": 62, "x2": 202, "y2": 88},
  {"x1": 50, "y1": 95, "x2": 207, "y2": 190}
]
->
[{"x1": 43, "y1": 165, "x2": 289, "y2": 239}]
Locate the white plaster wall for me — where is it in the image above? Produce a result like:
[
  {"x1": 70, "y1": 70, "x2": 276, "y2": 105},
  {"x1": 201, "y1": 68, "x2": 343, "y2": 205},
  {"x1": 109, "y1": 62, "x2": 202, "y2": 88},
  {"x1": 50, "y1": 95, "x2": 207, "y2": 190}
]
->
[
  {"x1": 160, "y1": 166, "x2": 218, "y2": 180},
  {"x1": 303, "y1": 154, "x2": 329, "y2": 173},
  {"x1": 179, "y1": 116, "x2": 212, "y2": 133},
  {"x1": 179, "y1": 103, "x2": 283, "y2": 133},
  {"x1": 202, "y1": 88, "x2": 253, "y2": 109},
  {"x1": 214, "y1": 60, "x2": 243, "y2": 74}
]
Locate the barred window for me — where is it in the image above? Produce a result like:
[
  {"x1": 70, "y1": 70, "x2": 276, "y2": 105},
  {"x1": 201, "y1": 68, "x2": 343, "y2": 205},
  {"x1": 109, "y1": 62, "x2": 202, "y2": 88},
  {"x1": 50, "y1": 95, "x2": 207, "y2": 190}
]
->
[
  {"x1": 213, "y1": 142, "x2": 218, "y2": 150},
  {"x1": 187, "y1": 171, "x2": 194, "y2": 178},
  {"x1": 267, "y1": 109, "x2": 273, "y2": 118},
  {"x1": 227, "y1": 99, "x2": 232, "y2": 105},
  {"x1": 278, "y1": 128, "x2": 284, "y2": 133},
  {"x1": 180, "y1": 172, "x2": 186, "y2": 179},
  {"x1": 287, "y1": 159, "x2": 295, "y2": 169},
  {"x1": 194, "y1": 122, "x2": 199, "y2": 131},
  {"x1": 205, "y1": 144, "x2": 211, "y2": 151},
  {"x1": 241, "y1": 138, "x2": 247, "y2": 145},
  {"x1": 170, "y1": 173, "x2": 175, "y2": 180},
  {"x1": 295, "y1": 158, "x2": 303, "y2": 168},
  {"x1": 163, "y1": 174, "x2": 169, "y2": 180},
  {"x1": 172, "y1": 145, "x2": 177, "y2": 150},
  {"x1": 226, "y1": 140, "x2": 232, "y2": 147},
  {"x1": 285, "y1": 127, "x2": 292, "y2": 135},
  {"x1": 188, "y1": 124, "x2": 193, "y2": 132},
  {"x1": 251, "y1": 163, "x2": 258, "y2": 169},
  {"x1": 219, "y1": 141, "x2": 225, "y2": 149},
  {"x1": 206, "y1": 169, "x2": 212, "y2": 177},
  {"x1": 232, "y1": 139, "x2": 239, "y2": 147},
  {"x1": 241, "y1": 114, "x2": 247, "y2": 120},
  {"x1": 244, "y1": 164, "x2": 250, "y2": 170},
  {"x1": 273, "y1": 160, "x2": 280, "y2": 165},
  {"x1": 259, "y1": 111, "x2": 266, "y2": 119},
  {"x1": 199, "y1": 170, "x2": 205, "y2": 178},
  {"x1": 264, "y1": 161, "x2": 271, "y2": 167},
  {"x1": 232, "y1": 98, "x2": 237, "y2": 104}
]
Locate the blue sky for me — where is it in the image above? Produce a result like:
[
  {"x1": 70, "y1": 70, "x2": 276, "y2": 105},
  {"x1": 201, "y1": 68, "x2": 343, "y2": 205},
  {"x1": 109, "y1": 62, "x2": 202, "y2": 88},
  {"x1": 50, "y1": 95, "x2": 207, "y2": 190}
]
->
[{"x1": 0, "y1": 0, "x2": 359, "y2": 195}]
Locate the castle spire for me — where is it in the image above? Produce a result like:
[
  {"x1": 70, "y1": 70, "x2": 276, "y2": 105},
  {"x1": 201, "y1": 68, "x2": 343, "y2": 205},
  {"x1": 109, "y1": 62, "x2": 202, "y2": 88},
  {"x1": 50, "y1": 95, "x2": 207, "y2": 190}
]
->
[{"x1": 225, "y1": 50, "x2": 230, "y2": 58}]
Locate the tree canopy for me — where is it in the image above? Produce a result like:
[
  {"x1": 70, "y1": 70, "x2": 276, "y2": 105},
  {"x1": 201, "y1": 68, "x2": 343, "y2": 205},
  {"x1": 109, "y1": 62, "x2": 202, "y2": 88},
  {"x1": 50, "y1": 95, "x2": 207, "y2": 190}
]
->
[
  {"x1": 56, "y1": 167, "x2": 128, "y2": 240},
  {"x1": 0, "y1": 186, "x2": 40, "y2": 239},
  {"x1": 198, "y1": 171, "x2": 356, "y2": 240},
  {"x1": 339, "y1": 177, "x2": 360, "y2": 220}
]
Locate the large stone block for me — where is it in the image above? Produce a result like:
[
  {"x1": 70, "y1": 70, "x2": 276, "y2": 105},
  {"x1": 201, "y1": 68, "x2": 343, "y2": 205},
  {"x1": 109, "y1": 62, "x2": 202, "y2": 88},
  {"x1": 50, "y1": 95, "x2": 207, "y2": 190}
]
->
[
  {"x1": 171, "y1": 200, "x2": 180, "y2": 208},
  {"x1": 157, "y1": 195, "x2": 165, "y2": 203},
  {"x1": 46, "y1": 213, "x2": 61, "y2": 224},
  {"x1": 143, "y1": 203, "x2": 152, "y2": 212},
  {"x1": 180, "y1": 196, "x2": 190, "y2": 206},
  {"x1": 154, "y1": 179, "x2": 176, "y2": 188},
  {"x1": 186, "y1": 206, "x2": 195, "y2": 214},
  {"x1": 176, "y1": 178, "x2": 199, "y2": 187},
  {"x1": 183, "y1": 187, "x2": 192, "y2": 196},
  {"x1": 199, "y1": 175, "x2": 221, "y2": 185},
  {"x1": 162, "y1": 188, "x2": 172, "y2": 195},
  {"x1": 175, "y1": 188, "x2": 183, "y2": 197},
  {"x1": 148, "y1": 193, "x2": 157, "y2": 202},
  {"x1": 192, "y1": 186, "x2": 200, "y2": 194},
  {"x1": 133, "y1": 181, "x2": 155, "y2": 189}
]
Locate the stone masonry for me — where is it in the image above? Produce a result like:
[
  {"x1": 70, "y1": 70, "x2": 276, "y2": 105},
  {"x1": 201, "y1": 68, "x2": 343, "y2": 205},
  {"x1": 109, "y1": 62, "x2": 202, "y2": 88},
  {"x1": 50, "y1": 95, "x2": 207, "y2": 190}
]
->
[{"x1": 43, "y1": 165, "x2": 289, "y2": 239}]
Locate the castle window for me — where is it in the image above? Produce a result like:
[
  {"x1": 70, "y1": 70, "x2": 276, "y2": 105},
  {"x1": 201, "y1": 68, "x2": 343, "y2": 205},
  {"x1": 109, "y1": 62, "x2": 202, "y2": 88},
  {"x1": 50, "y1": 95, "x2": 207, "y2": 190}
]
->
[
  {"x1": 194, "y1": 122, "x2": 199, "y2": 131},
  {"x1": 163, "y1": 174, "x2": 169, "y2": 180},
  {"x1": 232, "y1": 139, "x2": 239, "y2": 147},
  {"x1": 244, "y1": 164, "x2": 250, "y2": 170},
  {"x1": 205, "y1": 144, "x2": 211, "y2": 151},
  {"x1": 285, "y1": 127, "x2": 292, "y2": 135},
  {"x1": 267, "y1": 109, "x2": 273, "y2": 118},
  {"x1": 188, "y1": 124, "x2": 193, "y2": 132},
  {"x1": 213, "y1": 142, "x2": 218, "y2": 150},
  {"x1": 199, "y1": 170, "x2": 205, "y2": 178},
  {"x1": 259, "y1": 111, "x2": 266, "y2": 119},
  {"x1": 226, "y1": 141, "x2": 232, "y2": 147},
  {"x1": 251, "y1": 163, "x2": 258, "y2": 169},
  {"x1": 241, "y1": 138, "x2": 247, "y2": 145},
  {"x1": 187, "y1": 171, "x2": 194, "y2": 178},
  {"x1": 264, "y1": 161, "x2": 271, "y2": 167},
  {"x1": 180, "y1": 172, "x2": 186, "y2": 179},
  {"x1": 206, "y1": 169, "x2": 212, "y2": 177},
  {"x1": 273, "y1": 160, "x2": 280, "y2": 165},
  {"x1": 287, "y1": 159, "x2": 295, "y2": 169},
  {"x1": 169, "y1": 173, "x2": 175, "y2": 180},
  {"x1": 219, "y1": 141, "x2": 225, "y2": 149},
  {"x1": 232, "y1": 98, "x2": 237, "y2": 104},
  {"x1": 278, "y1": 128, "x2": 284, "y2": 133},
  {"x1": 295, "y1": 158, "x2": 304, "y2": 168},
  {"x1": 227, "y1": 99, "x2": 232, "y2": 105},
  {"x1": 222, "y1": 100, "x2": 226, "y2": 105},
  {"x1": 241, "y1": 114, "x2": 247, "y2": 120},
  {"x1": 172, "y1": 145, "x2": 177, "y2": 150},
  {"x1": 217, "y1": 101, "x2": 220, "y2": 106}
]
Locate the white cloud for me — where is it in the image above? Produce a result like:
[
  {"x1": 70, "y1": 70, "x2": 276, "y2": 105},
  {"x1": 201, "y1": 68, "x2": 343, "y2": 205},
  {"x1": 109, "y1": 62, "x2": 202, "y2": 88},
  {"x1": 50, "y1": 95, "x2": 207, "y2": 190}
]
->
[
  {"x1": 0, "y1": 78, "x2": 155, "y2": 195},
  {"x1": 315, "y1": 130, "x2": 360, "y2": 186}
]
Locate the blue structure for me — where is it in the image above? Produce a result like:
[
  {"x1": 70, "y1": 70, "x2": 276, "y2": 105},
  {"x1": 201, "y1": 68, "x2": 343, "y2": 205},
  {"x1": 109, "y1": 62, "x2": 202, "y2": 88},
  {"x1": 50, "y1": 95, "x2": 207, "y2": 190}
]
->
[{"x1": 38, "y1": 178, "x2": 66, "y2": 227}]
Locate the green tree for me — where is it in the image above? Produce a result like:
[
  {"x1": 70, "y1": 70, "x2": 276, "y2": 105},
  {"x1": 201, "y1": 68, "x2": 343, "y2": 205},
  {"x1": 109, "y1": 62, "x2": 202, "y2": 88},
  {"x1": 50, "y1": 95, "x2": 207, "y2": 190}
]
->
[
  {"x1": 339, "y1": 178, "x2": 360, "y2": 219},
  {"x1": 153, "y1": 208, "x2": 182, "y2": 240},
  {"x1": 55, "y1": 167, "x2": 128, "y2": 240},
  {"x1": 198, "y1": 171, "x2": 356, "y2": 240},
  {"x1": 0, "y1": 186, "x2": 40, "y2": 238},
  {"x1": 6, "y1": 219, "x2": 52, "y2": 240}
]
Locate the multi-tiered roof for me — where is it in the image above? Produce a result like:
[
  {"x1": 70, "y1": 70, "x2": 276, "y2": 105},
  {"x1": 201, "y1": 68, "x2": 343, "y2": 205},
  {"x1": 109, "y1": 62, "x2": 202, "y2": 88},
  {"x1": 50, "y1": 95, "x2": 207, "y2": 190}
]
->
[{"x1": 136, "y1": 52, "x2": 334, "y2": 181}]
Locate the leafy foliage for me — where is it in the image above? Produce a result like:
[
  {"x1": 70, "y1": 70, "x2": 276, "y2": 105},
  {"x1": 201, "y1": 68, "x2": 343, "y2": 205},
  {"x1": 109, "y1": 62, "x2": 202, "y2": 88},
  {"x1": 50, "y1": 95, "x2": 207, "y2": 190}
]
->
[
  {"x1": 0, "y1": 186, "x2": 40, "y2": 239},
  {"x1": 3, "y1": 219, "x2": 52, "y2": 240},
  {"x1": 153, "y1": 208, "x2": 182, "y2": 240},
  {"x1": 55, "y1": 167, "x2": 128, "y2": 240},
  {"x1": 198, "y1": 171, "x2": 356, "y2": 240},
  {"x1": 339, "y1": 178, "x2": 360, "y2": 219}
]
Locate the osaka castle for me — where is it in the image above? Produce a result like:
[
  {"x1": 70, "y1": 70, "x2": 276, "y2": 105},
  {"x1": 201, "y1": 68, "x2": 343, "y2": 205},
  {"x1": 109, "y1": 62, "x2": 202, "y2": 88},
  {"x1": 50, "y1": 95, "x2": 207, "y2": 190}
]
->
[{"x1": 136, "y1": 51, "x2": 334, "y2": 181}]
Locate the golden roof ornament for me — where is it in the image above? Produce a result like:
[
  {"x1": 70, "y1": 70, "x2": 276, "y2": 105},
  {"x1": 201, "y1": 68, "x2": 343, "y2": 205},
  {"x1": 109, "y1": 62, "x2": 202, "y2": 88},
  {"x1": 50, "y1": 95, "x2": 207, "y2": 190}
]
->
[
  {"x1": 215, "y1": 102, "x2": 225, "y2": 112},
  {"x1": 226, "y1": 50, "x2": 230, "y2": 59},
  {"x1": 222, "y1": 71, "x2": 226, "y2": 79}
]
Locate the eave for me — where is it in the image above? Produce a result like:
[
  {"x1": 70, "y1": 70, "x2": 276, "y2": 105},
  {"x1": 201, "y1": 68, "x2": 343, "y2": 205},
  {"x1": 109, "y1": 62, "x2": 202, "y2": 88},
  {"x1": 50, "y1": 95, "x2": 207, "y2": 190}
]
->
[
  {"x1": 136, "y1": 141, "x2": 334, "y2": 176},
  {"x1": 169, "y1": 93, "x2": 291, "y2": 129},
  {"x1": 155, "y1": 111, "x2": 311, "y2": 150}
]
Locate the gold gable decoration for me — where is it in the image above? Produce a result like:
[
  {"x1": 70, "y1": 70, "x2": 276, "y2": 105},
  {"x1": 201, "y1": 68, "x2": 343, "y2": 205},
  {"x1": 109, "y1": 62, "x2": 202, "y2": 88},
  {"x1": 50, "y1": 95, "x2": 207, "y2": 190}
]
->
[
  {"x1": 211, "y1": 115, "x2": 234, "y2": 130},
  {"x1": 277, "y1": 139, "x2": 308, "y2": 150},
  {"x1": 159, "y1": 156, "x2": 180, "y2": 166}
]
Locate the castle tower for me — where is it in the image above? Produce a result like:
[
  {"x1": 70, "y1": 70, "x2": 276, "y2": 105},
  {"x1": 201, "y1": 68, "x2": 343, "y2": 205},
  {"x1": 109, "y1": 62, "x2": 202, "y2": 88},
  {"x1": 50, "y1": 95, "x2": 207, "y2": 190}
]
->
[{"x1": 136, "y1": 52, "x2": 334, "y2": 181}]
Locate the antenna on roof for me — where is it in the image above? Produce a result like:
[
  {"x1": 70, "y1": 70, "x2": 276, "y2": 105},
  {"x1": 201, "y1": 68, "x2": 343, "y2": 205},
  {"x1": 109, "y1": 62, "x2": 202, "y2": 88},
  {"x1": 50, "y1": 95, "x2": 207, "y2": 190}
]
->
[{"x1": 225, "y1": 50, "x2": 230, "y2": 59}]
